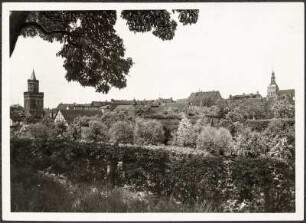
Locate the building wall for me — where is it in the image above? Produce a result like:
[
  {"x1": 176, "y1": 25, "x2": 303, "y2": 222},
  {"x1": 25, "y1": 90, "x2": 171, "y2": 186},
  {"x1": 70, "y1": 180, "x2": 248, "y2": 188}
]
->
[
  {"x1": 24, "y1": 77, "x2": 44, "y2": 117},
  {"x1": 54, "y1": 111, "x2": 66, "y2": 123}
]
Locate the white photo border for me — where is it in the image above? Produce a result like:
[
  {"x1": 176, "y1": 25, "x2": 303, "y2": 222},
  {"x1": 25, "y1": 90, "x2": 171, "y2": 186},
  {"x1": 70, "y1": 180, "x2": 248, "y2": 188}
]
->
[{"x1": 2, "y1": 2, "x2": 304, "y2": 221}]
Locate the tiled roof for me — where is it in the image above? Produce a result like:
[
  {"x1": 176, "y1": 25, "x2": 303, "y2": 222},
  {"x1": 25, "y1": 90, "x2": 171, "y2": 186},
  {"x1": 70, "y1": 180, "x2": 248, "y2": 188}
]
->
[
  {"x1": 58, "y1": 109, "x2": 102, "y2": 124},
  {"x1": 231, "y1": 92, "x2": 262, "y2": 99},
  {"x1": 91, "y1": 101, "x2": 110, "y2": 107},
  {"x1": 189, "y1": 91, "x2": 222, "y2": 101},
  {"x1": 57, "y1": 103, "x2": 74, "y2": 110},
  {"x1": 279, "y1": 89, "x2": 295, "y2": 96},
  {"x1": 111, "y1": 99, "x2": 136, "y2": 105}
]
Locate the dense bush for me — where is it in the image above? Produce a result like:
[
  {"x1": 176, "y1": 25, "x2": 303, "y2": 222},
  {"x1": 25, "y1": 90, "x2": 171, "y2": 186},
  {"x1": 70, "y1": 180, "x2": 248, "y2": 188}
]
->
[
  {"x1": 244, "y1": 119, "x2": 271, "y2": 132},
  {"x1": 109, "y1": 121, "x2": 134, "y2": 144},
  {"x1": 263, "y1": 119, "x2": 295, "y2": 164},
  {"x1": 245, "y1": 118, "x2": 294, "y2": 132},
  {"x1": 100, "y1": 111, "x2": 133, "y2": 128},
  {"x1": 196, "y1": 126, "x2": 233, "y2": 155},
  {"x1": 11, "y1": 138, "x2": 295, "y2": 212},
  {"x1": 83, "y1": 120, "x2": 109, "y2": 143},
  {"x1": 67, "y1": 116, "x2": 87, "y2": 140},
  {"x1": 175, "y1": 116, "x2": 196, "y2": 147},
  {"x1": 27, "y1": 123, "x2": 51, "y2": 141},
  {"x1": 134, "y1": 119, "x2": 164, "y2": 145},
  {"x1": 272, "y1": 99, "x2": 295, "y2": 119},
  {"x1": 233, "y1": 128, "x2": 266, "y2": 158},
  {"x1": 52, "y1": 121, "x2": 68, "y2": 138}
]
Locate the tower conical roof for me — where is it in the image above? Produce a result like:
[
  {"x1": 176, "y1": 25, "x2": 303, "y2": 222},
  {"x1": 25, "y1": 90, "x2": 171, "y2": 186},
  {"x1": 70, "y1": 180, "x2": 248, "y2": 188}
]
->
[
  {"x1": 271, "y1": 71, "x2": 275, "y2": 84},
  {"x1": 31, "y1": 69, "x2": 36, "y2": 80},
  {"x1": 268, "y1": 70, "x2": 279, "y2": 90}
]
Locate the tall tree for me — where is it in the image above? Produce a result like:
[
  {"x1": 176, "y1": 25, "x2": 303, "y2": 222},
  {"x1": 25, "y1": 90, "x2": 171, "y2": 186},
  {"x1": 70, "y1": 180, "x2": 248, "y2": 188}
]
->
[{"x1": 10, "y1": 10, "x2": 199, "y2": 93}]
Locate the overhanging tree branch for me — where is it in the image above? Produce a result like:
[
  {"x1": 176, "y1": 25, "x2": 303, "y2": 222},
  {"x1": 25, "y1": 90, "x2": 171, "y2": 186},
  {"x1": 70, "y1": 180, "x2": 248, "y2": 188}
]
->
[
  {"x1": 21, "y1": 22, "x2": 80, "y2": 37},
  {"x1": 21, "y1": 22, "x2": 82, "y2": 47}
]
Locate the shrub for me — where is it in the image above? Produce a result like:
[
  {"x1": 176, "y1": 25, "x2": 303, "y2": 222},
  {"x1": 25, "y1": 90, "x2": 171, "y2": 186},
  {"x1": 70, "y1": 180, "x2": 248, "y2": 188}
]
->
[
  {"x1": 11, "y1": 138, "x2": 295, "y2": 212},
  {"x1": 196, "y1": 126, "x2": 233, "y2": 155},
  {"x1": 83, "y1": 120, "x2": 108, "y2": 143},
  {"x1": 264, "y1": 119, "x2": 295, "y2": 145},
  {"x1": 100, "y1": 111, "x2": 132, "y2": 128},
  {"x1": 263, "y1": 119, "x2": 295, "y2": 164},
  {"x1": 27, "y1": 123, "x2": 51, "y2": 141},
  {"x1": 225, "y1": 109, "x2": 246, "y2": 123},
  {"x1": 245, "y1": 119, "x2": 271, "y2": 132},
  {"x1": 175, "y1": 116, "x2": 196, "y2": 147},
  {"x1": 66, "y1": 116, "x2": 86, "y2": 140},
  {"x1": 52, "y1": 121, "x2": 68, "y2": 138},
  {"x1": 272, "y1": 99, "x2": 294, "y2": 119},
  {"x1": 109, "y1": 121, "x2": 134, "y2": 144},
  {"x1": 134, "y1": 119, "x2": 164, "y2": 145},
  {"x1": 268, "y1": 137, "x2": 294, "y2": 164},
  {"x1": 233, "y1": 128, "x2": 266, "y2": 158}
]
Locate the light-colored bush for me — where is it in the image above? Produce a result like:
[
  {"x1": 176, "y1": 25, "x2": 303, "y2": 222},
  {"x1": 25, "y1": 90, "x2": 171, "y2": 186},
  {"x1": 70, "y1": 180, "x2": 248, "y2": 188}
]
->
[
  {"x1": 83, "y1": 120, "x2": 108, "y2": 143},
  {"x1": 233, "y1": 128, "x2": 266, "y2": 158},
  {"x1": 196, "y1": 126, "x2": 233, "y2": 155},
  {"x1": 272, "y1": 99, "x2": 294, "y2": 119},
  {"x1": 27, "y1": 123, "x2": 51, "y2": 141},
  {"x1": 109, "y1": 121, "x2": 134, "y2": 144},
  {"x1": 175, "y1": 116, "x2": 196, "y2": 147},
  {"x1": 134, "y1": 119, "x2": 164, "y2": 145}
]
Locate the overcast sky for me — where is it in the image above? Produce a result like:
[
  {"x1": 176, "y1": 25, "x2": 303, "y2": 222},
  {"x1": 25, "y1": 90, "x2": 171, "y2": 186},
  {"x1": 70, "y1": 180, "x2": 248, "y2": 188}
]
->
[{"x1": 9, "y1": 3, "x2": 304, "y2": 108}]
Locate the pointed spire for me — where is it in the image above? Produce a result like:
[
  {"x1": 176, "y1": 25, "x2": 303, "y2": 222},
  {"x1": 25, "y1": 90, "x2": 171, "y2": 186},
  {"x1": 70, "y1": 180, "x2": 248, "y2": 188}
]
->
[
  {"x1": 271, "y1": 70, "x2": 275, "y2": 84},
  {"x1": 31, "y1": 69, "x2": 36, "y2": 80}
]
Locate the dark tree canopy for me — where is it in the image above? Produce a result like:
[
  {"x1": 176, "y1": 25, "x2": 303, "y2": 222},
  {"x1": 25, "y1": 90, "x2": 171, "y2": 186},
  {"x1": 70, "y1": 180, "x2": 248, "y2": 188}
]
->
[
  {"x1": 10, "y1": 10, "x2": 199, "y2": 93},
  {"x1": 10, "y1": 104, "x2": 25, "y2": 121}
]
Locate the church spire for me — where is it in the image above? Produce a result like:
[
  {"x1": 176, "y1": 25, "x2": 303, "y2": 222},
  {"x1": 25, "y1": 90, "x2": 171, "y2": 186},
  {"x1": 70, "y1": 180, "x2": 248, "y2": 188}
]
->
[
  {"x1": 271, "y1": 71, "x2": 275, "y2": 84},
  {"x1": 31, "y1": 69, "x2": 36, "y2": 80}
]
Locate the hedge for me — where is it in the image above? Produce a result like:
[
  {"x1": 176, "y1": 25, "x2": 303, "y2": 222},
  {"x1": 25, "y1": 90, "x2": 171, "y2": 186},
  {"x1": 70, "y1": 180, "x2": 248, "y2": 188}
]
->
[
  {"x1": 11, "y1": 138, "x2": 295, "y2": 212},
  {"x1": 245, "y1": 118, "x2": 295, "y2": 132}
]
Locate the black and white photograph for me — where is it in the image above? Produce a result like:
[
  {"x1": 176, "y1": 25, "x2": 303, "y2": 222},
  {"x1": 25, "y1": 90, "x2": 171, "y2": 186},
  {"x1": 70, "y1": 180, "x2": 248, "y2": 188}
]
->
[{"x1": 2, "y1": 2, "x2": 304, "y2": 221}]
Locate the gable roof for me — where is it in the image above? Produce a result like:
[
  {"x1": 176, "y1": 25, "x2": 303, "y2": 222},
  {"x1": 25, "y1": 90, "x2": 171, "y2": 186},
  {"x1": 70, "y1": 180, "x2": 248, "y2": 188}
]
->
[
  {"x1": 279, "y1": 89, "x2": 295, "y2": 96},
  {"x1": 157, "y1": 98, "x2": 174, "y2": 103},
  {"x1": 230, "y1": 92, "x2": 262, "y2": 100},
  {"x1": 189, "y1": 91, "x2": 222, "y2": 102},
  {"x1": 111, "y1": 99, "x2": 136, "y2": 105},
  {"x1": 57, "y1": 103, "x2": 74, "y2": 110},
  {"x1": 91, "y1": 101, "x2": 110, "y2": 107},
  {"x1": 57, "y1": 109, "x2": 102, "y2": 124}
]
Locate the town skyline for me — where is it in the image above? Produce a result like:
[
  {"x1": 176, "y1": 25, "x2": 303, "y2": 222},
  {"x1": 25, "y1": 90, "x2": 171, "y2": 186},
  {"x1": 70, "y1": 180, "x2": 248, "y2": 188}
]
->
[
  {"x1": 10, "y1": 68, "x2": 296, "y2": 109},
  {"x1": 9, "y1": 3, "x2": 303, "y2": 108}
]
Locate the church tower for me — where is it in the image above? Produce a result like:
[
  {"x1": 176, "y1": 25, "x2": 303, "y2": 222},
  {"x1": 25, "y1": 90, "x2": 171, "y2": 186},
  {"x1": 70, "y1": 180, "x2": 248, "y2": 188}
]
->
[
  {"x1": 24, "y1": 69, "x2": 44, "y2": 117},
  {"x1": 267, "y1": 71, "x2": 279, "y2": 100}
]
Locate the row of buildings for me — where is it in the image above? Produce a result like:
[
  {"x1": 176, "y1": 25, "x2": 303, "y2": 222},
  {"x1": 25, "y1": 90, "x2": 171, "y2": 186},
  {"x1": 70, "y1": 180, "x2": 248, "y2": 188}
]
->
[{"x1": 20, "y1": 70, "x2": 295, "y2": 125}]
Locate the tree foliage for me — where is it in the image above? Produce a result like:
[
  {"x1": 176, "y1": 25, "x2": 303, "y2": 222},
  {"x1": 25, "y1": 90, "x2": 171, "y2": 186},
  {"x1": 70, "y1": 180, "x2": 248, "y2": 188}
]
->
[
  {"x1": 10, "y1": 10, "x2": 199, "y2": 93},
  {"x1": 263, "y1": 119, "x2": 295, "y2": 164},
  {"x1": 83, "y1": 120, "x2": 108, "y2": 143},
  {"x1": 10, "y1": 104, "x2": 25, "y2": 122},
  {"x1": 27, "y1": 122, "x2": 51, "y2": 142},
  {"x1": 134, "y1": 118, "x2": 164, "y2": 145},
  {"x1": 233, "y1": 128, "x2": 266, "y2": 158},
  {"x1": 109, "y1": 121, "x2": 134, "y2": 144},
  {"x1": 196, "y1": 126, "x2": 233, "y2": 155},
  {"x1": 67, "y1": 116, "x2": 87, "y2": 140},
  {"x1": 272, "y1": 99, "x2": 295, "y2": 119},
  {"x1": 175, "y1": 116, "x2": 196, "y2": 147}
]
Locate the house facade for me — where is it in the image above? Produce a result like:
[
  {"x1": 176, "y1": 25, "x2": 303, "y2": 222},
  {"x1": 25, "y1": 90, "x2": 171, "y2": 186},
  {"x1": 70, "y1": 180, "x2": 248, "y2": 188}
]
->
[
  {"x1": 188, "y1": 91, "x2": 222, "y2": 107},
  {"x1": 54, "y1": 109, "x2": 102, "y2": 125}
]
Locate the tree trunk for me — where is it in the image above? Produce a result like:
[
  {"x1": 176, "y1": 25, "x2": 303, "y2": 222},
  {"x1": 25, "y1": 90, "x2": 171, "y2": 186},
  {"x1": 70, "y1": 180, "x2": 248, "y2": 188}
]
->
[{"x1": 10, "y1": 11, "x2": 30, "y2": 56}]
